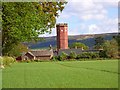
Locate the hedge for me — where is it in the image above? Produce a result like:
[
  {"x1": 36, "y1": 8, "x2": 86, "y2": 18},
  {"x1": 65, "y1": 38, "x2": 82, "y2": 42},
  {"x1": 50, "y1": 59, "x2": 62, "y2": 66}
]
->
[{"x1": 0, "y1": 56, "x2": 15, "y2": 67}]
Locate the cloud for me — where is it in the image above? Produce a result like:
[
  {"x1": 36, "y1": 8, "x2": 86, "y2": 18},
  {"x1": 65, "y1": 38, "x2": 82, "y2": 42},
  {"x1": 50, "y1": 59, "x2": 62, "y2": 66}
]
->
[
  {"x1": 100, "y1": 18, "x2": 118, "y2": 33},
  {"x1": 56, "y1": 0, "x2": 118, "y2": 35},
  {"x1": 39, "y1": 0, "x2": 118, "y2": 37},
  {"x1": 81, "y1": 18, "x2": 118, "y2": 34},
  {"x1": 70, "y1": 0, "x2": 109, "y2": 20},
  {"x1": 57, "y1": 0, "x2": 118, "y2": 21},
  {"x1": 88, "y1": 24, "x2": 101, "y2": 34}
]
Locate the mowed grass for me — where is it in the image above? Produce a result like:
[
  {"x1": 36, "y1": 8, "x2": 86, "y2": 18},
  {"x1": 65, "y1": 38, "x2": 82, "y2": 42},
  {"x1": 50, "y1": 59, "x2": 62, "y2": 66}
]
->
[{"x1": 2, "y1": 60, "x2": 119, "y2": 88}]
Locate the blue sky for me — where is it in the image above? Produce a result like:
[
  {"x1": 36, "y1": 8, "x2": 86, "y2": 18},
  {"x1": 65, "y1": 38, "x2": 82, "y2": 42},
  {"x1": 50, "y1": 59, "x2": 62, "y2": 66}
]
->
[{"x1": 41, "y1": 0, "x2": 118, "y2": 37}]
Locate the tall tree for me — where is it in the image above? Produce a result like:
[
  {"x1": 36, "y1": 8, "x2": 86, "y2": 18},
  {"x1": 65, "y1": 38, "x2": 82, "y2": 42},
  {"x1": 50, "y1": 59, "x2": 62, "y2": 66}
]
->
[
  {"x1": 113, "y1": 34, "x2": 120, "y2": 50},
  {"x1": 102, "y1": 39, "x2": 119, "y2": 58},
  {"x1": 70, "y1": 42, "x2": 89, "y2": 50},
  {"x1": 8, "y1": 43, "x2": 29, "y2": 57},
  {"x1": 94, "y1": 36, "x2": 104, "y2": 50},
  {"x1": 0, "y1": 2, "x2": 2, "y2": 55},
  {"x1": 2, "y1": 2, "x2": 67, "y2": 56},
  {"x1": 113, "y1": 34, "x2": 120, "y2": 58}
]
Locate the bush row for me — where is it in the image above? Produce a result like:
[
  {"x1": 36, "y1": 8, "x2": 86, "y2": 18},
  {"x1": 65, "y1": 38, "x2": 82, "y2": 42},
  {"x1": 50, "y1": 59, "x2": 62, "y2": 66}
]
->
[
  {"x1": 20, "y1": 59, "x2": 51, "y2": 63},
  {"x1": 76, "y1": 52, "x2": 99, "y2": 59},
  {"x1": 52, "y1": 52, "x2": 100, "y2": 61}
]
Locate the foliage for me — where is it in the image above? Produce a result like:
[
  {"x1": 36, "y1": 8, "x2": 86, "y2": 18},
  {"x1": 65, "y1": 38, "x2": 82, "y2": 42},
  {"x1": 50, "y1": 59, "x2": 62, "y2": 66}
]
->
[
  {"x1": 2, "y1": 2, "x2": 67, "y2": 56},
  {"x1": 57, "y1": 56, "x2": 62, "y2": 61},
  {"x1": 94, "y1": 36, "x2": 104, "y2": 50},
  {"x1": 99, "y1": 50, "x2": 108, "y2": 58},
  {"x1": 77, "y1": 52, "x2": 99, "y2": 59},
  {"x1": 60, "y1": 52, "x2": 68, "y2": 60},
  {"x1": 26, "y1": 60, "x2": 31, "y2": 63},
  {"x1": 102, "y1": 39, "x2": 119, "y2": 58},
  {"x1": 53, "y1": 52, "x2": 68, "y2": 61},
  {"x1": 34, "y1": 59, "x2": 51, "y2": 62},
  {"x1": 91, "y1": 52, "x2": 100, "y2": 58},
  {"x1": 52, "y1": 56, "x2": 58, "y2": 61},
  {"x1": 69, "y1": 42, "x2": 89, "y2": 50},
  {"x1": 113, "y1": 34, "x2": 120, "y2": 50},
  {"x1": 0, "y1": 56, "x2": 3, "y2": 65},
  {"x1": 7, "y1": 43, "x2": 28, "y2": 57},
  {"x1": 69, "y1": 51, "x2": 77, "y2": 59},
  {"x1": 2, "y1": 60, "x2": 118, "y2": 88},
  {"x1": 53, "y1": 52, "x2": 100, "y2": 61},
  {"x1": 2, "y1": 56, "x2": 15, "y2": 66},
  {"x1": 113, "y1": 35, "x2": 120, "y2": 58}
]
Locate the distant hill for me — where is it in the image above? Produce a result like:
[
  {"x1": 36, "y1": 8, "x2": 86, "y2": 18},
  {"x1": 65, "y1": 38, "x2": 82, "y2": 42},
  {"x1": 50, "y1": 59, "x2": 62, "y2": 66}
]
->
[{"x1": 27, "y1": 33, "x2": 118, "y2": 49}]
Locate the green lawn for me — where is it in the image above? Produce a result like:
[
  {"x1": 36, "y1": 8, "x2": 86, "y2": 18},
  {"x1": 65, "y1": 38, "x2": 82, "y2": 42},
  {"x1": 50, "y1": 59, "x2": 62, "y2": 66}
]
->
[{"x1": 2, "y1": 60, "x2": 119, "y2": 88}]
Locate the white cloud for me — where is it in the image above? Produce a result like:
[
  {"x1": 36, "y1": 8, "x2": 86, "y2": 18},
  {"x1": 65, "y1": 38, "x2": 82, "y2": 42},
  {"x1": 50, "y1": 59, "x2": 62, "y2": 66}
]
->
[
  {"x1": 88, "y1": 24, "x2": 101, "y2": 34},
  {"x1": 100, "y1": 18, "x2": 118, "y2": 33},
  {"x1": 42, "y1": 0, "x2": 118, "y2": 37},
  {"x1": 37, "y1": 0, "x2": 118, "y2": 37},
  {"x1": 57, "y1": 0, "x2": 111, "y2": 21},
  {"x1": 85, "y1": 17, "x2": 118, "y2": 34}
]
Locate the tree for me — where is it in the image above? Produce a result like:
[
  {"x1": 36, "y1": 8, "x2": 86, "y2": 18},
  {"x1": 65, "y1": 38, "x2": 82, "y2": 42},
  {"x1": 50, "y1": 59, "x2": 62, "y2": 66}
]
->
[
  {"x1": 113, "y1": 35, "x2": 120, "y2": 58},
  {"x1": 101, "y1": 39, "x2": 119, "y2": 58},
  {"x1": 94, "y1": 36, "x2": 104, "y2": 50},
  {"x1": 7, "y1": 43, "x2": 28, "y2": 57},
  {"x1": 70, "y1": 42, "x2": 89, "y2": 50},
  {"x1": 2, "y1": 2, "x2": 67, "y2": 56},
  {"x1": 0, "y1": 31, "x2": 2, "y2": 56},
  {"x1": 0, "y1": 2, "x2": 2, "y2": 55}
]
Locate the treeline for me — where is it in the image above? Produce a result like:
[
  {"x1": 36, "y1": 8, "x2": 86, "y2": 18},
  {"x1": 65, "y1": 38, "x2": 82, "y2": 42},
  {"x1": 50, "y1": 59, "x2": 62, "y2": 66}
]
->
[
  {"x1": 94, "y1": 35, "x2": 119, "y2": 59},
  {"x1": 52, "y1": 52, "x2": 100, "y2": 61}
]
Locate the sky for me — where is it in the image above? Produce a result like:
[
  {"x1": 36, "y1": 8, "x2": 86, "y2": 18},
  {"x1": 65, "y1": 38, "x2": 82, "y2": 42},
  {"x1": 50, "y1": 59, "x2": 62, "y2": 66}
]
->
[{"x1": 40, "y1": 0, "x2": 118, "y2": 37}]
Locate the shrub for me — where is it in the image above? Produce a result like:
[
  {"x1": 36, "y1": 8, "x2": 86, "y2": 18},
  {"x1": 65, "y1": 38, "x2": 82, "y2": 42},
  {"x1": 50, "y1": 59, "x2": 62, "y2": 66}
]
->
[
  {"x1": 33, "y1": 59, "x2": 51, "y2": 62},
  {"x1": 91, "y1": 52, "x2": 99, "y2": 58},
  {"x1": 52, "y1": 56, "x2": 59, "y2": 61},
  {"x1": 26, "y1": 60, "x2": 31, "y2": 63},
  {"x1": 55, "y1": 52, "x2": 68, "y2": 61},
  {"x1": 99, "y1": 50, "x2": 108, "y2": 58},
  {"x1": 70, "y1": 42, "x2": 89, "y2": 50},
  {"x1": 81, "y1": 52, "x2": 91, "y2": 59},
  {"x1": 102, "y1": 39, "x2": 119, "y2": 59},
  {"x1": 2, "y1": 56, "x2": 15, "y2": 66},
  {"x1": 0, "y1": 56, "x2": 3, "y2": 65},
  {"x1": 34, "y1": 59, "x2": 39, "y2": 62},
  {"x1": 69, "y1": 51, "x2": 77, "y2": 59},
  {"x1": 57, "y1": 55, "x2": 63, "y2": 61},
  {"x1": 31, "y1": 59, "x2": 35, "y2": 62},
  {"x1": 77, "y1": 52, "x2": 99, "y2": 59},
  {"x1": 37, "y1": 60, "x2": 50, "y2": 62},
  {"x1": 60, "y1": 52, "x2": 68, "y2": 60}
]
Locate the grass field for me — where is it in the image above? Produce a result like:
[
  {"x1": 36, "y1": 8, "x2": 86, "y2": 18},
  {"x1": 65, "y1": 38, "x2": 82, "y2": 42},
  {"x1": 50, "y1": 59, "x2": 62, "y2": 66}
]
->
[{"x1": 2, "y1": 60, "x2": 119, "y2": 88}]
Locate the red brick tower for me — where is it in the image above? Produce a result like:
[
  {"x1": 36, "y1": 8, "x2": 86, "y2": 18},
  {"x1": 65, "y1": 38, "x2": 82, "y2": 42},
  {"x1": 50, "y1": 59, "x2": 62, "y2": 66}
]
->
[{"x1": 56, "y1": 23, "x2": 68, "y2": 50}]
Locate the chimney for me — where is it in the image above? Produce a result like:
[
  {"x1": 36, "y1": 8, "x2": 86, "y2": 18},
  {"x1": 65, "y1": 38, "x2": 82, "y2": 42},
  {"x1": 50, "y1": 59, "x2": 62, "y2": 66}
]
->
[{"x1": 56, "y1": 23, "x2": 68, "y2": 50}]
